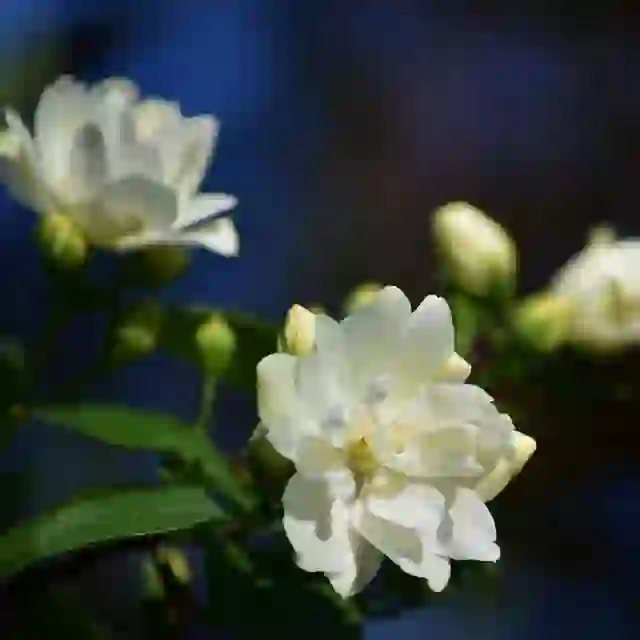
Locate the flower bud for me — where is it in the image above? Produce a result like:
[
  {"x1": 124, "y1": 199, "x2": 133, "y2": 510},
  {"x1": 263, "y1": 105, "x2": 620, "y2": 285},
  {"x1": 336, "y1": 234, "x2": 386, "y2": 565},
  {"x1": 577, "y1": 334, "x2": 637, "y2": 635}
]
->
[
  {"x1": 121, "y1": 246, "x2": 191, "y2": 288},
  {"x1": 475, "y1": 432, "x2": 536, "y2": 502},
  {"x1": 196, "y1": 314, "x2": 236, "y2": 376},
  {"x1": 112, "y1": 301, "x2": 163, "y2": 362},
  {"x1": 36, "y1": 211, "x2": 87, "y2": 270},
  {"x1": 432, "y1": 202, "x2": 516, "y2": 297},
  {"x1": 278, "y1": 305, "x2": 316, "y2": 356},
  {"x1": 343, "y1": 283, "x2": 383, "y2": 314},
  {"x1": 513, "y1": 292, "x2": 573, "y2": 352}
]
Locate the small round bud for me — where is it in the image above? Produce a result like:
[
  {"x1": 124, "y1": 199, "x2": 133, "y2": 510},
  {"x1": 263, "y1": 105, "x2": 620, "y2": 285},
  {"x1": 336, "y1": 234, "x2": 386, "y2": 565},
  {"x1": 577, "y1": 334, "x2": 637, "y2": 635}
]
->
[
  {"x1": 121, "y1": 246, "x2": 191, "y2": 288},
  {"x1": 279, "y1": 305, "x2": 316, "y2": 356},
  {"x1": 432, "y1": 202, "x2": 516, "y2": 297},
  {"x1": 343, "y1": 283, "x2": 383, "y2": 314},
  {"x1": 196, "y1": 314, "x2": 236, "y2": 376},
  {"x1": 513, "y1": 292, "x2": 573, "y2": 352},
  {"x1": 112, "y1": 301, "x2": 163, "y2": 362},
  {"x1": 36, "y1": 212, "x2": 87, "y2": 270}
]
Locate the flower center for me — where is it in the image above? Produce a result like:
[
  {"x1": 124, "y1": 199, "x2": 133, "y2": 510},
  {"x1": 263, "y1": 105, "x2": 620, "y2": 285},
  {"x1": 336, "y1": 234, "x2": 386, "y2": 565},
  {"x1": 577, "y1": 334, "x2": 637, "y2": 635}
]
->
[{"x1": 346, "y1": 436, "x2": 378, "y2": 479}]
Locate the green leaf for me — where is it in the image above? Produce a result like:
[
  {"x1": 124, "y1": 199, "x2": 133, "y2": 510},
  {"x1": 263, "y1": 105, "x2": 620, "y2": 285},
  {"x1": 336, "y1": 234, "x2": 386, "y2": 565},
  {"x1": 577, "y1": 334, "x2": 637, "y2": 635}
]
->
[
  {"x1": 34, "y1": 404, "x2": 254, "y2": 511},
  {"x1": 0, "y1": 485, "x2": 222, "y2": 579},
  {"x1": 159, "y1": 307, "x2": 278, "y2": 389}
]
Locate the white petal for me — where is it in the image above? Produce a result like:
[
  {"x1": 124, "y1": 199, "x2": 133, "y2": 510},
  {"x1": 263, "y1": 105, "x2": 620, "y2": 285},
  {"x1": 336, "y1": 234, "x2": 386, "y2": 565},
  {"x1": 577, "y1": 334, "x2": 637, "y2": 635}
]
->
[
  {"x1": 173, "y1": 193, "x2": 237, "y2": 229},
  {"x1": 0, "y1": 112, "x2": 52, "y2": 213},
  {"x1": 475, "y1": 431, "x2": 536, "y2": 502},
  {"x1": 257, "y1": 353, "x2": 311, "y2": 460},
  {"x1": 341, "y1": 286, "x2": 412, "y2": 388},
  {"x1": 174, "y1": 115, "x2": 218, "y2": 195},
  {"x1": 33, "y1": 76, "x2": 93, "y2": 186},
  {"x1": 327, "y1": 535, "x2": 382, "y2": 597},
  {"x1": 443, "y1": 488, "x2": 499, "y2": 562},
  {"x1": 67, "y1": 122, "x2": 107, "y2": 199},
  {"x1": 180, "y1": 217, "x2": 239, "y2": 256},
  {"x1": 400, "y1": 295, "x2": 455, "y2": 387},
  {"x1": 354, "y1": 488, "x2": 451, "y2": 592},
  {"x1": 132, "y1": 99, "x2": 182, "y2": 142},
  {"x1": 283, "y1": 473, "x2": 355, "y2": 576},
  {"x1": 98, "y1": 176, "x2": 178, "y2": 239}
]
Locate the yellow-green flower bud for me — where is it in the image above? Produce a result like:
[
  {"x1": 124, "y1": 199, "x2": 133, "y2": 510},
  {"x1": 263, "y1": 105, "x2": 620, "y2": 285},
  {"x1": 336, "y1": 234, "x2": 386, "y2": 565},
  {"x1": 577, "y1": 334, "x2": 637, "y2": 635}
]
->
[
  {"x1": 278, "y1": 304, "x2": 316, "y2": 356},
  {"x1": 36, "y1": 212, "x2": 87, "y2": 270},
  {"x1": 195, "y1": 314, "x2": 236, "y2": 376},
  {"x1": 343, "y1": 283, "x2": 383, "y2": 314},
  {"x1": 142, "y1": 546, "x2": 192, "y2": 600},
  {"x1": 514, "y1": 292, "x2": 573, "y2": 352},
  {"x1": 112, "y1": 301, "x2": 163, "y2": 362},
  {"x1": 121, "y1": 246, "x2": 191, "y2": 288},
  {"x1": 432, "y1": 202, "x2": 517, "y2": 297}
]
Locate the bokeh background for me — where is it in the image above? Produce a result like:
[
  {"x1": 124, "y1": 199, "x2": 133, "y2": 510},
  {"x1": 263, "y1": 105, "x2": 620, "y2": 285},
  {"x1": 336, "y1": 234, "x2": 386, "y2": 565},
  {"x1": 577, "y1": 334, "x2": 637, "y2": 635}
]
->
[{"x1": 1, "y1": 1, "x2": 639, "y2": 637}]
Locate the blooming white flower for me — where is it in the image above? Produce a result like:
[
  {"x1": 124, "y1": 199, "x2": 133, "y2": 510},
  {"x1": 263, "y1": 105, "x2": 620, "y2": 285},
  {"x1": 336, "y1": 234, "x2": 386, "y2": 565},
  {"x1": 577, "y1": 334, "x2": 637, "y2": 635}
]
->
[
  {"x1": 0, "y1": 76, "x2": 238, "y2": 255},
  {"x1": 432, "y1": 202, "x2": 516, "y2": 296},
  {"x1": 551, "y1": 227, "x2": 640, "y2": 351},
  {"x1": 257, "y1": 287, "x2": 534, "y2": 597}
]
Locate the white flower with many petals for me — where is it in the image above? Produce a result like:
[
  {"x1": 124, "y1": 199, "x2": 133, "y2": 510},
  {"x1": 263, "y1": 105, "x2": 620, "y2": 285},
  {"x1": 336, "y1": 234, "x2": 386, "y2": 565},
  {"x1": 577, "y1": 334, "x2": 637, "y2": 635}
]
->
[
  {"x1": 257, "y1": 287, "x2": 535, "y2": 597},
  {"x1": 551, "y1": 227, "x2": 640, "y2": 351},
  {"x1": 0, "y1": 76, "x2": 238, "y2": 255}
]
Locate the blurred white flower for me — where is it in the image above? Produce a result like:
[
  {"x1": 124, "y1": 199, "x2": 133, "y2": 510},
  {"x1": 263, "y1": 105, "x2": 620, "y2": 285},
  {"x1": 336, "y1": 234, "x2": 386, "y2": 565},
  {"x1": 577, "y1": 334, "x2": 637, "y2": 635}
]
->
[
  {"x1": 257, "y1": 286, "x2": 534, "y2": 597},
  {"x1": 432, "y1": 202, "x2": 516, "y2": 296},
  {"x1": 0, "y1": 76, "x2": 238, "y2": 255},
  {"x1": 551, "y1": 227, "x2": 640, "y2": 351}
]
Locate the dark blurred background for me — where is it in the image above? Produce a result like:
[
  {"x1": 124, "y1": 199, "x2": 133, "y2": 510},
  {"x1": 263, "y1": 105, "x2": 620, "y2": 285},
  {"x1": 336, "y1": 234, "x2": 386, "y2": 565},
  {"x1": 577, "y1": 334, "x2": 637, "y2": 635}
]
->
[{"x1": 1, "y1": 1, "x2": 640, "y2": 638}]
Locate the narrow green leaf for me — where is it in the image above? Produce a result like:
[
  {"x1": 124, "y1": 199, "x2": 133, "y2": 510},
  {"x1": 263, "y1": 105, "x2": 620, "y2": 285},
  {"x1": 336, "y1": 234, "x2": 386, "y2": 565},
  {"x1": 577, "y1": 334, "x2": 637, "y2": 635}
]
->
[
  {"x1": 0, "y1": 485, "x2": 222, "y2": 579},
  {"x1": 34, "y1": 404, "x2": 254, "y2": 510},
  {"x1": 159, "y1": 307, "x2": 278, "y2": 389}
]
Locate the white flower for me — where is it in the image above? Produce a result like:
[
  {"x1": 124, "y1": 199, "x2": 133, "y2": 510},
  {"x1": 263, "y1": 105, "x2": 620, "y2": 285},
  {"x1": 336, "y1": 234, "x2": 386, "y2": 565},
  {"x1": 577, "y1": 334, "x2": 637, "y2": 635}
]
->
[
  {"x1": 257, "y1": 287, "x2": 534, "y2": 597},
  {"x1": 0, "y1": 76, "x2": 238, "y2": 255},
  {"x1": 551, "y1": 227, "x2": 640, "y2": 351},
  {"x1": 432, "y1": 202, "x2": 516, "y2": 296}
]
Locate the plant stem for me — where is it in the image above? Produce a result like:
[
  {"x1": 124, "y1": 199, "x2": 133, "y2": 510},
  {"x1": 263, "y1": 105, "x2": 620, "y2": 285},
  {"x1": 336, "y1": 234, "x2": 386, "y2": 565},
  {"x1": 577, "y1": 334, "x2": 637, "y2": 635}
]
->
[{"x1": 194, "y1": 375, "x2": 217, "y2": 433}]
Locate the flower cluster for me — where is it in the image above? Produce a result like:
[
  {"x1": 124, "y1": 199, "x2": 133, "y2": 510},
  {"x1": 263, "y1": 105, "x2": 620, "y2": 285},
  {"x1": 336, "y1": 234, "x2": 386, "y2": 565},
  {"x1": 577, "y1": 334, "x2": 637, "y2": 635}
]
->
[{"x1": 0, "y1": 76, "x2": 540, "y2": 602}]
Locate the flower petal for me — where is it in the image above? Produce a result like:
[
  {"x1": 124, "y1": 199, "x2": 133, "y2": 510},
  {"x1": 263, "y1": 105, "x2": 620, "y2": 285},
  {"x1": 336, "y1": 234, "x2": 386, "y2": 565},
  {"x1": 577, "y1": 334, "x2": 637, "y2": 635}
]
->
[
  {"x1": 354, "y1": 487, "x2": 451, "y2": 592},
  {"x1": 257, "y1": 353, "x2": 313, "y2": 460},
  {"x1": 400, "y1": 295, "x2": 455, "y2": 387},
  {"x1": 34, "y1": 76, "x2": 93, "y2": 187},
  {"x1": 327, "y1": 535, "x2": 382, "y2": 597},
  {"x1": 283, "y1": 473, "x2": 355, "y2": 576},
  {"x1": 173, "y1": 193, "x2": 238, "y2": 229},
  {"x1": 341, "y1": 286, "x2": 412, "y2": 389},
  {"x1": 174, "y1": 115, "x2": 218, "y2": 195},
  {"x1": 437, "y1": 352, "x2": 471, "y2": 383},
  {"x1": 442, "y1": 488, "x2": 499, "y2": 562}
]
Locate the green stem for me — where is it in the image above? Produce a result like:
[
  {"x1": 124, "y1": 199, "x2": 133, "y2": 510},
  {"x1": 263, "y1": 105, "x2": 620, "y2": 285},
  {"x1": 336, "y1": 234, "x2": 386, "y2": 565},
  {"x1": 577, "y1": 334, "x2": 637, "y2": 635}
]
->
[{"x1": 194, "y1": 375, "x2": 217, "y2": 433}]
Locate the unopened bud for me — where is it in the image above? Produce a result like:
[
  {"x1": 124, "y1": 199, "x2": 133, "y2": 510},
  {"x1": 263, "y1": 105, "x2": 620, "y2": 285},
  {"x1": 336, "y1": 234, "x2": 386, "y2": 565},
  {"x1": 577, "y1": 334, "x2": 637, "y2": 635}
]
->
[
  {"x1": 432, "y1": 202, "x2": 516, "y2": 297},
  {"x1": 121, "y1": 246, "x2": 191, "y2": 288},
  {"x1": 514, "y1": 292, "x2": 573, "y2": 352},
  {"x1": 37, "y1": 212, "x2": 87, "y2": 269},
  {"x1": 196, "y1": 314, "x2": 236, "y2": 376},
  {"x1": 278, "y1": 305, "x2": 316, "y2": 356},
  {"x1": 112, "y1": 301, "x2": 163, "y2": 362},
  {"x1": 343, "y1": 283, "x2": 383, "y2": 314}
]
